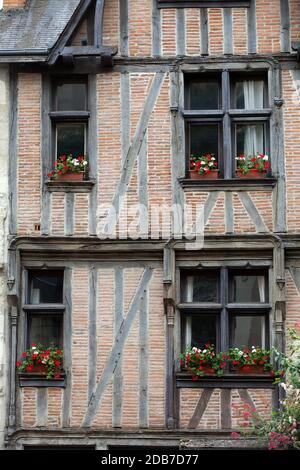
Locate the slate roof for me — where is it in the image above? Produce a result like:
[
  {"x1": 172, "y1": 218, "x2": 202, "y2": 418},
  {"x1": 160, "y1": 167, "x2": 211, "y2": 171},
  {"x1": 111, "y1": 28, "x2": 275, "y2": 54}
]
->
[{"x1": 0, "y1": 0, "x2": 81, "y2": 53}]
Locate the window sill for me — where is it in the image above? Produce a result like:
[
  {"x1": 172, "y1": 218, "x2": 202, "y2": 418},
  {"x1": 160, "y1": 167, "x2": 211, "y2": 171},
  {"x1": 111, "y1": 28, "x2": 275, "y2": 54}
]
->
[
  {"x1": 178, "y1": 178, "x2": 277, "y2": 191},
  {"x1": 18, "y1": 372, "x2": 66, "y2": 388},
  {"x1": 45, "y1": 180, "x2": 95, "y2": 193},
  {"x1": 176, "y1": 372, "x2": 276, "y2": 389}
]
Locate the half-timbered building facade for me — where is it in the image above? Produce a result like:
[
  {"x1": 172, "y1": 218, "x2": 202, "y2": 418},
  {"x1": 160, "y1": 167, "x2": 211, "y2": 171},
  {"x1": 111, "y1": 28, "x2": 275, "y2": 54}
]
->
[{"x1": 1, "y1": 0, "x2": 300, "y2": 450}]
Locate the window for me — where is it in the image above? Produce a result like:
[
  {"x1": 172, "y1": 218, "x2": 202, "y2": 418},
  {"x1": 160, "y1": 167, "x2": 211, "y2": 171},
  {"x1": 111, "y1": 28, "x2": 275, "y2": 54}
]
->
[
  {"x1": 50, "y1": 78, "x2": 89, "y2": 162},
  {"x1": 24, "y1": 270, "x2": 64, "y2": 350},
  {"x1": 184, "y1": 72, "x2": 271, "y2": 179},
  {"x1": 180, "y1": 268, "x2": 270, "y2": 355}
]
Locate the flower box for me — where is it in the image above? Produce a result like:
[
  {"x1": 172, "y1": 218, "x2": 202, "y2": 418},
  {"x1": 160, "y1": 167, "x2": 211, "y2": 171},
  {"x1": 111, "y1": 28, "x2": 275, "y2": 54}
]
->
[
  {"x1": 189, "y1": 169, "x2": 219, "y2": 180},
  {"x1": 55, "y1": 171, "x2": 85, "y2": 182},
  {"x1": 189, "y1": 366, "x2": 216, "y2": 376},
  {"x1": 233, "y1": 365, "x2": 268, "y2": 374},
  {"x1": 236, "y1": 169, "x2": 267, "y2": 179}
]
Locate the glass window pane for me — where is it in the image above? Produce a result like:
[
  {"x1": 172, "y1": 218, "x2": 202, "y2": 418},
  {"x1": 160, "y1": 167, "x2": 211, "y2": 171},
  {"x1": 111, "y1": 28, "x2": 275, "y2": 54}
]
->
[
  {"x1": 56, "y1": 83, "x2": 86, "y2": 111},
  {"x1": 29, "y1": 271, "x2": 63, "y2": 304},
  {"x1": 234, "y1": 80, "x2": 265, "y2": 109},
  {"x1": 190, "y1": 125, "x2": 219, "y2": 161},
  {"x1": 232, "y1": 275, "x2": 266, "y2": 302},
  {"x1": 183, "y1": 272, "x2": 219, "y2": 302},
  {"x1": 56, "y1": 123, "x2": 85, "y2": 158},
  {"x1": 184, "y1": 314, "x2": 217, "y2": 350},
  {"x1": 236, "y1": 123, "x2": 265, "y2": 156},
  {"x1": 189, "y1": 81, "x2": 220, "y2": 110},
  {"x1": 231, "y1": 315, "x2": 265, "y2": 349},
  {"x1": 27, "y1": 315, "x2": 63, "y2": 348}
]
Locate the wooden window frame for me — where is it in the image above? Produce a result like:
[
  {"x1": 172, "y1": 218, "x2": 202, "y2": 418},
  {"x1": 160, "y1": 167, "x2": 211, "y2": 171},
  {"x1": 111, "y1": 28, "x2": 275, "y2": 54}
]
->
[
  {"x1": 49, "y1": 77, "x2": 89, "y2": 167},
  {"x1": 184, "y1": 71, "x2": 272, "y2": 181},
  {"x1": 19, "y1": 269, "x2": 66, "y2": 387},
  {"x1": 178, "y1": 267, "x2": 271, "y2": 364}
]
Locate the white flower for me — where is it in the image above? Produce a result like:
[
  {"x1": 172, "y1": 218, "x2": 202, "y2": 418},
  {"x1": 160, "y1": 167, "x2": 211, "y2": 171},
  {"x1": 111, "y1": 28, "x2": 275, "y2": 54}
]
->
[
  {"x1": 31, "y1": 346, "x2": 36, "y2": 350},
  {"x1": 263, "y1": 155, "x2": 269, "y2": 161},
  {"x1": 200, "y1": 161, "x2": 206, "y2": 165},
  {"x1": 72, "y1": 159, "x2": 80, "y2": 166},
  {"x1": 211, "y1": 157, "x2": 216, "y2": 161},
  {"x1": 238, "y1": 351, "x2": 244, "y2": 356},
  {"x1": 83, "y1": 161, "x2": 88, "y2": 166},
  {"x1": 208, "y1": 162, "x2": 214, "y2": 166},
  {"x1": 202, "y1": 349, "x2": 207, "y2": 354}
]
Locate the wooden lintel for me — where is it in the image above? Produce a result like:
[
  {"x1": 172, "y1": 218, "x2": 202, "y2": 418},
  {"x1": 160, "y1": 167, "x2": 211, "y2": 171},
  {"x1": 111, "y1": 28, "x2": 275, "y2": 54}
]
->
[{"x1": 61, "y1": 46, "x2": 118, "y2": 57}]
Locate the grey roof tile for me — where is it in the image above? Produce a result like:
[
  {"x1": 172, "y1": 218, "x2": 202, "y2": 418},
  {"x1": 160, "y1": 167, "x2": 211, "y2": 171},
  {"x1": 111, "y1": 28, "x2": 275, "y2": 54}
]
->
[{"x1": 0, "y1": 0, "x2": 81, "y2": 52}]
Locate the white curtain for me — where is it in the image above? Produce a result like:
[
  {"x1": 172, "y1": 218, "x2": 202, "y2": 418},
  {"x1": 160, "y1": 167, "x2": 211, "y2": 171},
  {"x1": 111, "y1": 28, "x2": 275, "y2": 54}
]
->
[
  {"x1": 186, "y1": 276, "x2": 194, "y2": 302},
  {"x1": 257, "y1": 276, "x2": 265, "y2": 302},
  {"x1": 243, "y1": 80, "x2": 264, "y2": 155}
]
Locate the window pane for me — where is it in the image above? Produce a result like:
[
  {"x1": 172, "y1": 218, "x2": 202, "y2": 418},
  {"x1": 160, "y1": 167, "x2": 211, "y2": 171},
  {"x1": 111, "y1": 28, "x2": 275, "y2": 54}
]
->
[
  {"x1": 231, "y1": 316, "x2": 265, "y2": 349},
  {"x1": 189, "y1": 81, "x2": 220, "y2": 110},
  {"x1": 183, "y1": 272, "x2": 219, "y2": 302},
  {"x1": 56, "y1": 83, "x2": 86, "y2": 111},
  {"x1": 232, "y1": 275, "x2": 266, "y2": 302},
  {"x1": 184, "y1": 314, "x2": 217, "y2": 350},
  {"x1": 56, "y1": 123, "x2": 85, "y2": 158},
  {"x1": 29, "y1": 271, "x2": 63, "y2": 304},
  {"x1": 236, "y1": 123, "x2": 265, "y2": 156},
  {"x1": 234, "y1": 80, "x2": 265, "y2": 109},
  {"x1": 27, "y1": 315, "x2": 63, "y2": 348},
  {"x1": 190, "y1": 125, "x2": 219, "y2": 160}
]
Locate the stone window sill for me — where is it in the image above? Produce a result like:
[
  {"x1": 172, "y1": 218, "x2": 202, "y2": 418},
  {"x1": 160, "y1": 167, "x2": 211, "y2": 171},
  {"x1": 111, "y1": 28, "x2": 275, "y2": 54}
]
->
[
  {"x1": 178, "y1": 177, "x2": 277, "y2": 191},
  {"x1": 18, "y1": 372, "x2": 66, "y2": 388},
  {"x1": 45, "y1": 180, "x2": 95, "y2": 193}
]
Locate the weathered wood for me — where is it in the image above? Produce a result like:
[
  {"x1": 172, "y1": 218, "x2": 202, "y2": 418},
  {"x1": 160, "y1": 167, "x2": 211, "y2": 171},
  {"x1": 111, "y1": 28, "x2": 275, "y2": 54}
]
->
[
  {"x1": 289, "y1": 267, "x2": 300, "y2": 296},
  {"x1": 41, "y1": 74, "x2": 52, "y2": 236},
  {"x1": 280, "y1": 0, "x2": 290, "y2": 53},
  {"x1": 88, "y1": 74, "x2": 98, "y2": 235},
  {"x1": 223, "y1": 8, "x2": 233, "y2": 55},
  {"x1": 94, "y1": 0, "x2": 105, "y2": 48},
  {"x1": 238, "y1": 192, "x2": 268, "y2": 233},
  {"x1": 138, "y1": 134, "x2": 149, "y2": 236},
  {"x1": 152, "y1": 0, "x2": 162, "y2": 57},
  {"x1": 158, "y1": 1, "x2": 250, "y2": 7},
  {"x1": 121, "y1": 72, "x2": 131, "y2": 164},
  {"x1": 62, "y1": 268, "x2": 73, "y2": 428},
  {"x1": 112, "y1": 267, "x2": 123, "y2": 428},
  {"x1": 36, "y1": 389, "x2": 48, "y2": 427},
  {"x1": 82, "y1": 267, "x2": 153, "y2": 427},
  {"x1": 188, "y1": 389, "x2": 214, "y2": 429},
  {"x1": 200, "y1": 9, "x2": 209, "y2": 55},
  {"x1": 120, "y1": 0, "x2": 129, "y2": 56},
  {"x1": 204, "y1": 192, "x2": 220, "y2": 226},
  {"x1": 139, "y1": 290, "x2": 149, "y2": 428},
  {"x1": 48, "y1": 0, "x2": 95, "y2": 65},
  {"x1": 62, "y1": 46, "x2": 117, "y2": 57},
  {"x1": 8, "y1": 69, "x2": 18, "y2": 236},
  {"x1": 221, "y1": 389, "x2": 232, "y2": 429},
  {"x1": 220, "y1": 267, "x2": 229, "y2": 352},
  {"x1": 170, "y1": 71, "x2": 185, "y2": 238},
  {"x1": 225, "y1": 192, "x2": 234, "y2": 234},
  {"x1": 247, "y1": 0, "x2": 257, "y2": 54},
  {"x1": 65, "y1": 193, "x2": 74, "y2": 236},
  {"x1": 102, "y1": 73, "x2": 165, "y2": 235},
  {"x1": 273, "y1": 68, "x2": 287, "y2": 233},
  {"x1": 176, "y1": 9, "x2": 186, "y2": 56},
  {"x1": 88, "y1": 267, "x2": 98, "y2": 400}
]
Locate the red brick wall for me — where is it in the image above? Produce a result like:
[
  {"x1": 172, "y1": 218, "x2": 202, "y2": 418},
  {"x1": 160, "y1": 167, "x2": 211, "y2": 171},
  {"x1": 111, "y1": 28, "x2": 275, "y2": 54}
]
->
[
  {"x1": 256, "y1": 0, "x2": 281, "y2": 53},
  {"x1": 128, "y1": 0, "x2": 152, "y2": 57},
  {"x1": 185, "y1": 8, "x2": 201, "y2": 56},
  {"x1": 161, "y1": 8, "x2": 176, "y2": 56},
  {"x1": 208, "y1": 9, "x2": 224, "y2": 55},
  {"x1": 3, "y1": 0, "x2": 27, "y2": 8},
  {"x1": 232, "y1": 8, "x2": 247, "y2": 55},
  {"x1": 17, "y1": 74, "x2": 41, "y2": 236}
]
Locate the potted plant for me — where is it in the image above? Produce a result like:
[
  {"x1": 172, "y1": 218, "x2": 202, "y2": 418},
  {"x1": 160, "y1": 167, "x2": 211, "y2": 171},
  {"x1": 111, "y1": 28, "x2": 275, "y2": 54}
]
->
[
  {"x1": 189, "y1": 153, "x2": 219, "y2": 179},
  {"x1": 227, "y1": 346, "x2": 273, "y2": 374},
  {"x1": 180, "y1": 343, "x2": 226, "y2": 378},
  {"x1": 16, "y1": 343, "x2": 64, "y2": 379},
  {"x1": 230, "y1": 327, "x2": 300, "y2": 450},
  {"x1": 47, "y1": 154, "x2": 88, "y2": 182},
  {"x1": 235, "y1": 153, "x2": 270, "y2": 178}
]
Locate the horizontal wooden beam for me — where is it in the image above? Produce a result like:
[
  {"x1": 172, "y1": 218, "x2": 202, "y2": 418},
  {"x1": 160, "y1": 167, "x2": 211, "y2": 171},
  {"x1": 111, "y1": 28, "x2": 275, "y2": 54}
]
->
[
  {"x1": 157, "y1": 1, "x2": 250, "y2": 7},
  {"x1": 62, "y1": 46, "x2": 118, "y2": 57}
]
